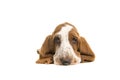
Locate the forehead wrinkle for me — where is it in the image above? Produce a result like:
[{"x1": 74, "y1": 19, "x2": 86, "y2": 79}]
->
[{"x1": 69, "y1": 28, "x2": 80, "y2": 38}]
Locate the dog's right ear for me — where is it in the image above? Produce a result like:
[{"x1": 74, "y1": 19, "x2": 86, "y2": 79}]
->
[{"x1": 36, "y1": 35, "x2": 54, "y2": 64}]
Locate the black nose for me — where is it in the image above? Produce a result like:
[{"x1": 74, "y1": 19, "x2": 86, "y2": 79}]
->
[{"x1": 60, "y1": 58, "x2": 71, "y2": 65}]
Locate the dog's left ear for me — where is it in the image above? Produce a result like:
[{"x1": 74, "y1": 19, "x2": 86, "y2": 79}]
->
[{"x1": 78, "y1": 37, "x2": 95, "y2": 63}]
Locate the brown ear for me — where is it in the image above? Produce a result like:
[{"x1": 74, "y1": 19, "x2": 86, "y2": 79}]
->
[
  {"x1": 36, "y1": 35, "x2": 54, "y2": 64},
  {"x1": 78, "y1": 37, "x2": 95, "y2": 63}
]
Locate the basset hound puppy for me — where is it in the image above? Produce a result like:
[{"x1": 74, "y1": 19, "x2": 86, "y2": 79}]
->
[{"x1": 36, "y1": 22, "x2": 95, "y2": 65}]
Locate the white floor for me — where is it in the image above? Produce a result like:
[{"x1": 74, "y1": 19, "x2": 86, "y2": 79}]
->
[{"x1": 0, "y1": 0, "x2": 120, "y2": 80}]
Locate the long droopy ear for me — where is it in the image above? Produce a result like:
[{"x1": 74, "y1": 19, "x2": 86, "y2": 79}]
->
[
  {"x1": 79, "y1": 37, "x2": 95, "y2": 63},
  {"x1": 36, "y1": 35, "x2": 54, "y2": 64}
]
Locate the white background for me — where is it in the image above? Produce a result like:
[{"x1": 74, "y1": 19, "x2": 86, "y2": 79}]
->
[{"x1": 0, "y1": 0, "x2": 120, "y2": 80}]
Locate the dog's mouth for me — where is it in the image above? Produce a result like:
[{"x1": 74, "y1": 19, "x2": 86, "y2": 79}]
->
[{"x1": 53, "y1": 56, "x2": 80, "y2": 65}]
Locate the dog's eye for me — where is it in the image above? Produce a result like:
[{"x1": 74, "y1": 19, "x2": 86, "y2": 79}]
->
[
  {"x1": 54, "y1": 36, "x2": 61, "y2": 45},
  {"x1": 72, "y1": 37, "x2": 78, "y2": 44}
]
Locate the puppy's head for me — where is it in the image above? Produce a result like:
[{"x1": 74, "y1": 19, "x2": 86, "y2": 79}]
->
[{"x1": 37, "y1": 22, "x2": 95, "y2": 65}]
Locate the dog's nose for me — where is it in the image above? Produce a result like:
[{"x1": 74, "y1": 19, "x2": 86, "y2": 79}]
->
[{"x1": 60, "y1": 58, "x2": 71, "y2": 65}]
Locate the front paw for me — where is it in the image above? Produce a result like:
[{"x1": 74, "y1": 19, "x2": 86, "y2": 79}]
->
[{"x1": 36, "y1": 57, "x2": 53, "y2": 64}]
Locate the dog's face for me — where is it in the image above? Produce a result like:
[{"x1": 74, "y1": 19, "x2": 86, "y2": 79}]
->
[
  {"x1": 36, "y1": 22, "x2": 95, "y2": 65},
  {"x1": 53, "y1": 24, "x2": 81, "y2": 65}
]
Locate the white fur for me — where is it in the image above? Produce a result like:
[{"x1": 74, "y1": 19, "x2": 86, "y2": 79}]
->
[{"x1": 54, "y1": 25, "x2": 81, "y2": 65}]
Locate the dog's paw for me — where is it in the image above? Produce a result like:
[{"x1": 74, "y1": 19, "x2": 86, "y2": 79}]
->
[{"x1": 36, "y1": 57, "x2": 53, "y2": 64}]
